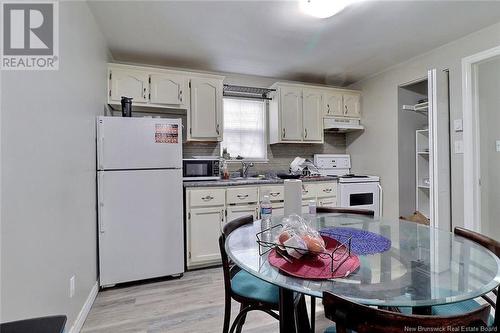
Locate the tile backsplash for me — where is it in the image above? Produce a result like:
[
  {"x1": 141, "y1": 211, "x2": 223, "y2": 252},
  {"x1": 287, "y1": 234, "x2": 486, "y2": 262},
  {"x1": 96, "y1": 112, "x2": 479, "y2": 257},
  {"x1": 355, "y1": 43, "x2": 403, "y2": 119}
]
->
[{"x1": 183, "y1": 133, "x2": 346, "y2": 173}]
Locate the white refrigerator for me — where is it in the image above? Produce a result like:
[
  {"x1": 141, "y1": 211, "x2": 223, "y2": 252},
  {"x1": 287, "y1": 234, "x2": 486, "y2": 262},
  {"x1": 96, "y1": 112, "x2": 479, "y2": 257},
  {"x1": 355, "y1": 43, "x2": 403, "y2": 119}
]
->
[{"x1": 97, "y1": 116, "x2": 184, "y2": 287}]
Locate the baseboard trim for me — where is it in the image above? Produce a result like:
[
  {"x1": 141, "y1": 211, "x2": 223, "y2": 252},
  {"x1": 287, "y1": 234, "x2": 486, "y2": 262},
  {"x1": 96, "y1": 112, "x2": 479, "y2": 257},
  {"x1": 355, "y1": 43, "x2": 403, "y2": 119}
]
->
[{"x1": 68, "y1": 282, "x2": 98, "y2": 333}]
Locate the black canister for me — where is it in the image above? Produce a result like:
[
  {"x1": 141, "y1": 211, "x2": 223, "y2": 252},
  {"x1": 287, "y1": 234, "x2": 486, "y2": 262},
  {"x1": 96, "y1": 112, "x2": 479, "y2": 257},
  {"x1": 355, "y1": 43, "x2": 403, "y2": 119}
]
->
[{"x1": 121, "y1": 96, "x2": 133, "y2": 117}]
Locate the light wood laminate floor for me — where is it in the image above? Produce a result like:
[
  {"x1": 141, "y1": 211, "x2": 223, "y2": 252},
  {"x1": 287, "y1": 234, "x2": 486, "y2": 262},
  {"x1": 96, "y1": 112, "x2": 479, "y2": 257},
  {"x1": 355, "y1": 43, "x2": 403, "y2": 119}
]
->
[{"x1": 82, "y1": 267, "x2": 332, "y2": 333}]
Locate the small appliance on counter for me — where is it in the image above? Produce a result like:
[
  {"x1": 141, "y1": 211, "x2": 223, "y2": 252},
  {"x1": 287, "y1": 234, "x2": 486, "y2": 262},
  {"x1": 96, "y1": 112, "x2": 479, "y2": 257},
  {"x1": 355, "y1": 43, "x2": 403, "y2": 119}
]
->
[
  {"x1": 289, "y1": 157, "x2": 320, "y2": 177},
  {"x1": 182, "y1": 157, "x2": 221, "y2": 181},
  {"x1": 314, "y1": 154, "x2": 382, "y2": 217}
]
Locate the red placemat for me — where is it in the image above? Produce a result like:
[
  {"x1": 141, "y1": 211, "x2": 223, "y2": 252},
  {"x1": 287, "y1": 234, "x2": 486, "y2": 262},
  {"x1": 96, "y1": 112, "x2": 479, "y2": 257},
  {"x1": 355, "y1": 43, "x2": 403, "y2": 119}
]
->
[{"x1": 268, "y1": 236, "x2": 360, "y2": 279}]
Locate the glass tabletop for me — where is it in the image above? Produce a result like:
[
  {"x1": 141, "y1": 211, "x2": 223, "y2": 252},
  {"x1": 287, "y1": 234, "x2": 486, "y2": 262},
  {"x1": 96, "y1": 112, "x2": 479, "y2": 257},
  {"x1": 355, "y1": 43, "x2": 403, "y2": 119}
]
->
[{"x1": 225, "y1": 213, "x2": 500, "y2": 307}]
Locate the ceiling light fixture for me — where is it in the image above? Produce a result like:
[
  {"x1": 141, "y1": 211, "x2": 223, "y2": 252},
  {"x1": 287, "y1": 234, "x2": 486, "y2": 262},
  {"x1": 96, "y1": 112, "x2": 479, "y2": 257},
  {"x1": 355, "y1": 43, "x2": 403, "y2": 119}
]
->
[{"x1": 299, "y1": 0, "x2": 355, "y2": 19}]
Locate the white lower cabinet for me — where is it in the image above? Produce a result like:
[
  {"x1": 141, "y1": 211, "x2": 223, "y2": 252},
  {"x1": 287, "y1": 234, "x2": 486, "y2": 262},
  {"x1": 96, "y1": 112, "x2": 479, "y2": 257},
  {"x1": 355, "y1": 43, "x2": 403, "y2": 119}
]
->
[
  {"x1": 187, "y1": 206, "x2": 225, "y2": 269},
  {"x1": 185, "y1": 181, "x2": 337, "y2": 269},
  {"x1": 227, "y1": 204, "x2": 259, "y2": 222}
]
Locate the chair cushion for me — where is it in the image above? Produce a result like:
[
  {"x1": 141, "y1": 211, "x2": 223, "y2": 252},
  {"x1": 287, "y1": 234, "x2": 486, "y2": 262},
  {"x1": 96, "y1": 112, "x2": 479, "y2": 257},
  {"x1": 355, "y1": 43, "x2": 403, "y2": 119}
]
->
[
  {"x1": 324, "y1": 325, "x2": 337, "y2": 333},
  {"x1": 231, "y1": 270, "x2": 279, "y2": 304},
  {"x1": 432, "y1": 299, "x2": 494, "y2": 327}
]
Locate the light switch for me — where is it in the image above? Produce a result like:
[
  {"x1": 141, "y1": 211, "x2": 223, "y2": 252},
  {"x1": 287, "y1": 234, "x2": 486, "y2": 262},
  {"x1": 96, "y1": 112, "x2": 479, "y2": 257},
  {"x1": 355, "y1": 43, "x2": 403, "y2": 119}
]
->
[
  {"x1": 454, "y1": 119, "x2": 463, "y2": 132},
  {"x1": 496, "y1": 140, "x2": 500, "y2": 152},
  {"x1": 455, "y1": 140, "x2": 464, "y2": 154}
]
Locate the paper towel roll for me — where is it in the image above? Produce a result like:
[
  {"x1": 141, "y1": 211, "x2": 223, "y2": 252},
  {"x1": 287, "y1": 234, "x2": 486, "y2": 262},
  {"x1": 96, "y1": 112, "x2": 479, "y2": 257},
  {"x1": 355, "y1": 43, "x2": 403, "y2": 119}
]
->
[{"x1": 284, "y1": 179, "x2": 302, "y2": 217}]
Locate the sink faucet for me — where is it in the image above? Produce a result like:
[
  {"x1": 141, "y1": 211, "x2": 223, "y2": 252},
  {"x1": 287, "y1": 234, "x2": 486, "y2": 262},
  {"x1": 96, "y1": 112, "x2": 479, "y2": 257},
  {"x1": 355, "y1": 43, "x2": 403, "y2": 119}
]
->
[{"x1": 241, "y1": 162, "x2": 254, "y2": 178}]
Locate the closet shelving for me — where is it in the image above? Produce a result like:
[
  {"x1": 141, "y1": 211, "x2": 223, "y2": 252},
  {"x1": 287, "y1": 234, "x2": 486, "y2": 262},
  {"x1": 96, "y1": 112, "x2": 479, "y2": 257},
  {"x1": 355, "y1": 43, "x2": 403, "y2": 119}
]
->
[
  {"x1": 402, "y1": 101, "x2": 429, "y2": 115},
  {"x1": 416, "y1": 129, "x2": 430, "y2": 218}
]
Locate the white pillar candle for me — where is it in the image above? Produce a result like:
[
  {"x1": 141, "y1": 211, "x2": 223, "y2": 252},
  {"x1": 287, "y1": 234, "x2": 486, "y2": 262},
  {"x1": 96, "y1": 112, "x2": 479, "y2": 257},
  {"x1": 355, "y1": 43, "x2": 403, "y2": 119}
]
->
[{"x1": 284, "y1": 179, "x2": 302, "y2": 217}]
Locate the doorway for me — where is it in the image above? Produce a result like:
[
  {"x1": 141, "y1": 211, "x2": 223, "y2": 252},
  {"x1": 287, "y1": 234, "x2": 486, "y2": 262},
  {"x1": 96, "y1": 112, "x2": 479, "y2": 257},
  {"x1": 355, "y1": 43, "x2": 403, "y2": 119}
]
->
[{"x1": 463, "y1": 46, "x2": 500, "y2": 237}]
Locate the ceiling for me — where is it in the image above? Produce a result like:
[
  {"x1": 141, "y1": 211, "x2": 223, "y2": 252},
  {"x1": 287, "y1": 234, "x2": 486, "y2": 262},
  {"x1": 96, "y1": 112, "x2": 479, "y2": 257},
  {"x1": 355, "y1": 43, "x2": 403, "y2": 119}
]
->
[{"x1": 88, "y1": 1, "x2": 500, "y2": 86}]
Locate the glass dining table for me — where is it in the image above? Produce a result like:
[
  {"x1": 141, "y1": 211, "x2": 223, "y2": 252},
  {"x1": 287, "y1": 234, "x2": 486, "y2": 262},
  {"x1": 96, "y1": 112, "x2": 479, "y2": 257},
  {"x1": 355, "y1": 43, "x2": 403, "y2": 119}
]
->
[{"x1": 225, "y1": 213, "x2": 500, "y2": 333}]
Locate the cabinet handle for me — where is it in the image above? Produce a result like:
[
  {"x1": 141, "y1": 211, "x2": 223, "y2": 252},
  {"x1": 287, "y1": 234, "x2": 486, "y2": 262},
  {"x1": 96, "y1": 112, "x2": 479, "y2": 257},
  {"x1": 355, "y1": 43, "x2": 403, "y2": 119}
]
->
[
  {"x1": 323, "y1": 188, "x2": 333, "y2": 193},
  {"x1": 304, "y1": 128, "x2": 308, "y2": 138},
  {"x1": 344, "y1": 105, "x2": 348, "y2": 115},
  {"x1": 282, "y1": 128, "x2": 286, "y2": 138},
  {"x1": 179, "y1": 90, "x2": 183, "y2": 102},
  {"x1": 327, "y1": 104, "x2": 330, "y2": 114},
  {"x1": 144, "y1": 87, "x2": 147, "y2": 99},
  {"x1": 202, "y1": 195, "x2": 214, "y2": 201},
  {"x1": 216, "y1": 124, "x2": 220, "y2": 135},
  {"x1": 302, "y1": 190, "x2": 308, "y2": 194},
  {"x1": 236, "y1": 194, "x2": 249, "y2": 199},
  {"x1": 270, "y1": 192, "x2": 280, "y2": 197}
]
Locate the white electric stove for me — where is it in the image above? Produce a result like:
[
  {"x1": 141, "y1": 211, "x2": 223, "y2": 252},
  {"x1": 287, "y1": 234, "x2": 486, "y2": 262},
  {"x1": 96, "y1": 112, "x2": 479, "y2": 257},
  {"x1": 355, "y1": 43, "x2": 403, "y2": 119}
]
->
[{"x1": 313, "y1": 154, "x2": 382, "y2": 217}]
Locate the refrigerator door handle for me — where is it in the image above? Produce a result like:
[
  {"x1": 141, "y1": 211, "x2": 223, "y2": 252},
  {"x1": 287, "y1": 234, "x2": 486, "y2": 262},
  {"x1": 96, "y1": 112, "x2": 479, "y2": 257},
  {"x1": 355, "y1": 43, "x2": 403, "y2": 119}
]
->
[
  {"x1": 98, "y1": 137, "x2": 104, "y2": 170},
  {"x1": 98, "y1": 172, "x2": 105, "y2": 233}
]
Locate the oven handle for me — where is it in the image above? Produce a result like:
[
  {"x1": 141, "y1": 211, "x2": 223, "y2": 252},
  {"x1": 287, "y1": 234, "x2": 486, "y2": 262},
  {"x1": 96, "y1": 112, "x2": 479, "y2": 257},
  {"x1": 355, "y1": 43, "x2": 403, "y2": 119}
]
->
[{"x1": 377, "y1": 183, "x2": 383, "y2": 217}]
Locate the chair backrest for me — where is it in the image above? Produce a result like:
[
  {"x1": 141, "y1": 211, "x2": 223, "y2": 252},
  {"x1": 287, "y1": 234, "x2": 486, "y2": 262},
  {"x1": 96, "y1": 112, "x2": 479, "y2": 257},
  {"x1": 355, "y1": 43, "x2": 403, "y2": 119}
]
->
[
  {"x1": 322, "y1": 291, "x2": 491, "y2": 333},
  {"x1": 316, "y1": 207, "x2": 375, "y2": 217},
  {"x1": 455, "y1": 227, "x2": 500, "y2": 258},
  {"x1": 454, "y1": 226, "x2": 500, "y2": 328},
  {"x1": 218, "y1": 215, "x2": 255, "y2": 296}
]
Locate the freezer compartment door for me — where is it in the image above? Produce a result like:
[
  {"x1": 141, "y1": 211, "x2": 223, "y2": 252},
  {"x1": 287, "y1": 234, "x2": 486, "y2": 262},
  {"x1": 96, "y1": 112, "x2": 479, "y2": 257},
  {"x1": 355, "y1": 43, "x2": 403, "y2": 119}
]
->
[
  {"x1": 97, "y1": 116, "x2": 182, "y2": 170},
  {"x1": 98, "y1": 169, "x2": 183, "y2": 286}
]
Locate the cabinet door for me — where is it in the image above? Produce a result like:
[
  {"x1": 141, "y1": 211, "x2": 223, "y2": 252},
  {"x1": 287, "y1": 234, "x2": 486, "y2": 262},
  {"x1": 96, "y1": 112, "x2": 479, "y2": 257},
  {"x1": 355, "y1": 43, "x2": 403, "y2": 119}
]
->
[
  {"x1": 227, "y1": 205, "x2": 259, "y2": 223},
  {"x1": 302, "y1": 88, "x2": 323, "y2": 142},
  {"x1": 190, "y1": 78, "x2": 223, "y2": 141},
  {"x1": 324, "y1": 91, "x2": 343, "y2": 116},
  {"x1": 343, "y1": 93, "x2": 361, "y2": 118},
  {"x1": 150, "y1": 74, "x2": 188, "y2": 107},
  {"x1": 109, "y1": 69, "x2": 149, "y2": 103},
  {"x1": 280, "y1": 86, "x2": 303, "y2": 141},
  {"x1": 188, "y1": 206, "x2": 224, "y2": 267}
]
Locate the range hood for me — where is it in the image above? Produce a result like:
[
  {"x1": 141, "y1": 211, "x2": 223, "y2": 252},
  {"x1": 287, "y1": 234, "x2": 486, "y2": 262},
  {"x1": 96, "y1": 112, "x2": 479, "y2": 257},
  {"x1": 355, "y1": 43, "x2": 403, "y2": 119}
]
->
[{"x1": 323, "y1": 117, "x2": 364, "y2": 132}]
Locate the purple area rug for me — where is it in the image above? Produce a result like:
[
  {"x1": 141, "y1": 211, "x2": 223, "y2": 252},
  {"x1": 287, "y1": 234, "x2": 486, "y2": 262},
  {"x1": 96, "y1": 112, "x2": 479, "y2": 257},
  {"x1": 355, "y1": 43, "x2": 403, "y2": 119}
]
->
[{"x1": 320, "y1": 227, "x2": 391, "y2": 255}]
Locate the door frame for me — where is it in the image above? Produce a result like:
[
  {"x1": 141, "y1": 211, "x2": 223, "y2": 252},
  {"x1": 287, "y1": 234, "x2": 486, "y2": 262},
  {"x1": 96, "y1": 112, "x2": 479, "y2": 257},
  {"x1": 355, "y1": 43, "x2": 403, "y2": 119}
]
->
[{"x1": 462, "y1": 45, "x2": 500, "y2": 232}]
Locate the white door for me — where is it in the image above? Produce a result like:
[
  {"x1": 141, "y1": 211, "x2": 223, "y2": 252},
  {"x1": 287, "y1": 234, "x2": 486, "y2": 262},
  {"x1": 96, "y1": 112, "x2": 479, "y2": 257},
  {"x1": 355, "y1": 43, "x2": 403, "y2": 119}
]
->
[
  {"x1": 428, "y1": 69, "x2": 450, "y2": 230},
  {"x1": 150, "y1": 73, "x2": 188, "y2": 107},
  {"x1": 97, "y1": 117, "x2": 182, "y2": 170},
  {"x1": 324, "y1": 91, "x2": 343, "y2": 116},
  {"x1": 302, "y1": 88, "x2": 323, "y2": 142},
  {"x1": 280, "y1": 86, "x2": 303, "y2": 141},
  {"x1": 109, "y1": 69, "x2": 149, "y2": 103},
  {"x1": 227, "y1": 205, "x2": 258, "y2": 222},
  {"x1": 189, "y1": 78, "x2": 223, "y2": 140},
  {"x1": 343, "y1": 93, "x2": 361, "y2": 118},
  {"x1": 188, "y1": 206, "x2": 224, "y2": 266},
  {"x1": 98, "y1": 169, "x2": 183, "y2": 286}
]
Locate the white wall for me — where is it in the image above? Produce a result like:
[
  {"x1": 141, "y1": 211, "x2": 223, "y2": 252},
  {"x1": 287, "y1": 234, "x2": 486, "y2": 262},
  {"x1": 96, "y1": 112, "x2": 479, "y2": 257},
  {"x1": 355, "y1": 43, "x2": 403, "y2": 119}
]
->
[
  {"x1": 477, "y1": 56, "x2": 500, "y2": 240},
  {"x1": 347, "y1": 21, "x2": 500, "y2": 225},
  {"x1": 1, "y1": 1, "x2": 109, "y2": 329}
]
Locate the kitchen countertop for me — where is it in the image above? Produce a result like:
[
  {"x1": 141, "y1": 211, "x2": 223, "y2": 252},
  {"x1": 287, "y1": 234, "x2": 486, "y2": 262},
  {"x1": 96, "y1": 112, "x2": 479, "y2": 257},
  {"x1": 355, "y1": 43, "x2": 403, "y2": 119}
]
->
[{"x1": 183, "y1": 176, "x2": 338, "y2": 187}]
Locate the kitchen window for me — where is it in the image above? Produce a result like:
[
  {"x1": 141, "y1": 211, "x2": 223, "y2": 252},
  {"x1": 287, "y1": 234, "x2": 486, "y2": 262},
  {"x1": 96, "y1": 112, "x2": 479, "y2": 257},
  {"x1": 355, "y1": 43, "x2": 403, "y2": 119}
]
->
[{"x1": 221, "y1": 98, "x2": 267, "y2": 161}]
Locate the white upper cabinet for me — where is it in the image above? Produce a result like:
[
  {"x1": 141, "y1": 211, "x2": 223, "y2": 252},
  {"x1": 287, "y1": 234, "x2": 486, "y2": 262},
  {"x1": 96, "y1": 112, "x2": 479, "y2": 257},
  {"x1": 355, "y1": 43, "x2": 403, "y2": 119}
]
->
[
  {"x1": 150, "y1": 73, "x2": 188, "y2": 108},
  {"x1": 189, "y1": 77, "x2": 223, "y2": 141},
  {"x1": 323, "y1": 91, "x2": 343, "y2": 117},
  {"x1": 342, "y1": 92, "x2": 361, "y2": 118},
  {"x1": 109, "y1": 69, "x2": 149, "y2": 103},
  {"x1": 280, "y1": 86, "x2": 303, "y2": 141},
  {"x1": 302, "y1": 88, "x2": 323, "y2": 142}
]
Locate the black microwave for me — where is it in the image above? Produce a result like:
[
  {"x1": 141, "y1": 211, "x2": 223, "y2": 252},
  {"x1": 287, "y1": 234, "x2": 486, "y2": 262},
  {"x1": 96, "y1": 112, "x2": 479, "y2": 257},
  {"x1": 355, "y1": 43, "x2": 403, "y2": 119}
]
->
[{"x1": 183, "y1": 158, "x2": 221, "y2": 181}]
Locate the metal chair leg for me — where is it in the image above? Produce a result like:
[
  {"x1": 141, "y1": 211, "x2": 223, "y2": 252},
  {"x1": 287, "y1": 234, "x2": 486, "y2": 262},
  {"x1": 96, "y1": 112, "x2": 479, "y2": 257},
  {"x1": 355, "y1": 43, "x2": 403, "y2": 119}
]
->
[
  {"x1": 311, "y1": 296, "x2": 316, "y2": 333},
  {"x1": 222, "y1": 295, "x2": 231, "y2": 333},
  {"x1": 235, "y1": 303, "x2": 247, "y2": 333}
]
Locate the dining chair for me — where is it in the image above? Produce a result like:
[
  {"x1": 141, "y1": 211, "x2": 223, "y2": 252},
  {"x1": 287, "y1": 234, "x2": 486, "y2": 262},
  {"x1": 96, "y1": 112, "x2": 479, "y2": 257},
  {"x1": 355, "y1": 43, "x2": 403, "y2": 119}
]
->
[
  {"x1": 316, "y1": 207, "x2": 375, "y2": 217},
  {"x1": 430, "y1": 227, "x2": 500, "y2": 328},
  {"x1": 322, "y1": 291, "x2": 491, "y2": 333},
  {"x1": 219, "y1": 215, "x2": 280, "y2": 333}
]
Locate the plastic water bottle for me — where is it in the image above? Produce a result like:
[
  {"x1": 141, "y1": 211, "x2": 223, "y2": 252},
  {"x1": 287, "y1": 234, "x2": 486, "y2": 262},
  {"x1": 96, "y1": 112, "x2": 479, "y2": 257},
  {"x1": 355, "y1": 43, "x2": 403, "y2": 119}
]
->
[
  {"x1": 261, "y1": 195, "x2": 272, "y2": 232},
  {"x1": 308, "y1": 200, "x2": 317, "y2": 215}
]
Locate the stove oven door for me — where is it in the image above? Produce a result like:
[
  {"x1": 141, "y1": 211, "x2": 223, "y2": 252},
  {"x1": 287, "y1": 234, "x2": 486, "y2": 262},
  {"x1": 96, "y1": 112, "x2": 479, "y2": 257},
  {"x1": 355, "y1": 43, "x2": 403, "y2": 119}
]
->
[{"x1": 339, "y1": 182, "x2": 380, "y2": 217}]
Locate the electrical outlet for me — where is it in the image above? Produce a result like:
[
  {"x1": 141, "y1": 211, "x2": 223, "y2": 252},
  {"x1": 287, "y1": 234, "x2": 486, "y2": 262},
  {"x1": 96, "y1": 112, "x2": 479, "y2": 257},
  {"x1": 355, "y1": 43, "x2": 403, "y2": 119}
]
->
[
  {"x1": 453, "y1": 119, "x2": 463, "y2": 132},
  {"x1": 455, "y1": 140, "x2": 464, "y2": 154},
  {"x1": 496, "y1": 140, "x2": 500, "y2": 152},
  {"x1": 69, "y1": 276, "x2": 75, "y2": 298}
]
